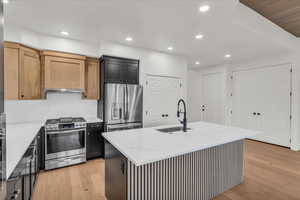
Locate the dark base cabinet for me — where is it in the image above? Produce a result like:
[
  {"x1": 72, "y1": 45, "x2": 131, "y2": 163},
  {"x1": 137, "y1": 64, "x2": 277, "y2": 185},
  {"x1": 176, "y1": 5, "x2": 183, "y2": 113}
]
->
[
  {"x1": 86, "y1": 123, "x2": 104, "y2": 160},
  {"x1": 7, "y1": 133, "x2": 41, "y2": 200},
  {"x1": 37, "y1": 128, "x2": 45, "y2": 171},
  {"x1": 105, "y1": 140, "x2": 127, "y2": 200}
]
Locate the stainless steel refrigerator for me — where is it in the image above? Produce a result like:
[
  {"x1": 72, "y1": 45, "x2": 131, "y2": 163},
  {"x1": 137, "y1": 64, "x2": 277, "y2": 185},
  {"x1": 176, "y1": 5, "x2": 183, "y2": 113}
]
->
[
  {"x1": 103, "y1": 83, "x2": 143, "y2": 132},
  {"x1": 0, "y1": 1, "x2": 5, "y2": 200}
]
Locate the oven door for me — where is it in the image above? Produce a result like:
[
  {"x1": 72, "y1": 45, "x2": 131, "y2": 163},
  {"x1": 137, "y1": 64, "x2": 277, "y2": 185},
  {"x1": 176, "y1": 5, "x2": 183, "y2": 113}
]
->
[{"x1": 45, "y1": 129, "x2": 86, "y2": 160}]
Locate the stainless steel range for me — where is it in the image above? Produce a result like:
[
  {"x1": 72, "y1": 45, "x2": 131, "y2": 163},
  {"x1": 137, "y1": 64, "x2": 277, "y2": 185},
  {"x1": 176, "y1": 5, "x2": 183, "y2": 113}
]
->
[{"x1": 44, "y1": 117, "x2": 86, "y2": 170}]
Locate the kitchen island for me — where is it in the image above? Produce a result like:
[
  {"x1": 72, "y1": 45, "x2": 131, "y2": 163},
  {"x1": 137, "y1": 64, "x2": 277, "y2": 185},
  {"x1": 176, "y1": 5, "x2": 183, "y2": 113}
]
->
[{"x1": 102, "y1": 122, "x2": 259, "y2": 200}]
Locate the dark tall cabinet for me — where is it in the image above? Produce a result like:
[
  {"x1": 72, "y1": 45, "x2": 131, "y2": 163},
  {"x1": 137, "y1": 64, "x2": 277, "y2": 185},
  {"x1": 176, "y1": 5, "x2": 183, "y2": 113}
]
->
[{"x1": 101, "y1": 56, "x2": 139, "y2": 84}]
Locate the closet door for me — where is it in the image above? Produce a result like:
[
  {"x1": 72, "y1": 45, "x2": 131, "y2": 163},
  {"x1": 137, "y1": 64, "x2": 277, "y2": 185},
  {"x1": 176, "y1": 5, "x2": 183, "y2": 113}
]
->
[
  {"x1": 202, "y1": 72, "x2": 226, "y2": 124},
  {"x1": 232, "y1": 64, "x2": 291, "y2": 147},
  {"x1": 145, "y1": 75, "x2": 182, "y2": 127}
]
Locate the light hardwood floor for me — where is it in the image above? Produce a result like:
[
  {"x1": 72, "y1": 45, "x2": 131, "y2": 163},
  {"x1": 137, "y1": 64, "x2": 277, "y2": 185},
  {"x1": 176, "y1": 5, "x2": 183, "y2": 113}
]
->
[{"x1": 32, "y1": 140, "x2": 300, "y2": 200}]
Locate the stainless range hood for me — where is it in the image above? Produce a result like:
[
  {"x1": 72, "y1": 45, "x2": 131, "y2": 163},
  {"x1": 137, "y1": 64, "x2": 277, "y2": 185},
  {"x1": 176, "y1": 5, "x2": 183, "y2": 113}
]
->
[{"x1": 44, "y1": 88, "x2": 85, "y2": 95}]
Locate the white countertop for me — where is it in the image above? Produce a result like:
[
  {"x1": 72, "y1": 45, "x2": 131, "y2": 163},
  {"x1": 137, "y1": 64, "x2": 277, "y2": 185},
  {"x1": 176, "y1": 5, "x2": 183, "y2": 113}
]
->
[
  {"x1": 6, "y1": 121, "x2": 44, "y2": 178},
  {"x1": 86, "y1": 117, "x2": 103, "y2": 123},
  {"x1": 102, "y1": 121, "x2": 260, "y2": 166}
]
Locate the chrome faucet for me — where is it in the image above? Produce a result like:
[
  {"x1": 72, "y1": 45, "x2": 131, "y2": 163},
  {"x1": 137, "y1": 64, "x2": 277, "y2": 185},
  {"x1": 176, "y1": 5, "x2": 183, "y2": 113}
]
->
[{"x1": 177, "y1": 99, "x2": 187, "y2": 132}]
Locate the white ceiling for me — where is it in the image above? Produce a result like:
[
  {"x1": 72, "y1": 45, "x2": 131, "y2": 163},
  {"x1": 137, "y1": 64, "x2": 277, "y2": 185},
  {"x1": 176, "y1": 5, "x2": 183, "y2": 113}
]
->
[{"x1": 4, "y1": 0, "x2": 298, "y2": 68}]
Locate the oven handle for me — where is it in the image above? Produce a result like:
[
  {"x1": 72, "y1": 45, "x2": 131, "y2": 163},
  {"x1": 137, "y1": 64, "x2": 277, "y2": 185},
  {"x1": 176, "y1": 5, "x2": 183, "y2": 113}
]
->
[{"x1": 46, "y1": 128, "x2": 86, "y2": 135}]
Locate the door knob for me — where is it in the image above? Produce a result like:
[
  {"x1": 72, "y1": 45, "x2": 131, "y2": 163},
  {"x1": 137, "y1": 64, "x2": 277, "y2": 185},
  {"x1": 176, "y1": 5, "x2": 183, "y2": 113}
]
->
[
  {"x1": 253, "y1": 112, "x2": 257, "y2": 115},
  {"x1": 257, "y1": 113, "x2": 261, "y2": 116}
]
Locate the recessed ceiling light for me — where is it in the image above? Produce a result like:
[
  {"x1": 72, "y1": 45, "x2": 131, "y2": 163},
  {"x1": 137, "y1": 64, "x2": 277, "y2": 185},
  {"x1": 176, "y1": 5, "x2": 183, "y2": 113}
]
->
[
  {"x1": 199, "y1": 5, "x2": 210, "y2": 13},
  {"x1": 125, "y1": 37, "x2": 133, "y2": 42},
  {"x1": 195, "y1": 61, "x2": 200, "y2": 65},
  {"x1": 225, "y1": 54, "x2": 231, "y2": 58},
  {"x1": 195, "y1": 34, "x2": 204, "y2": 39},
  {"x1": 167, "y1": 46, "x2": 173, "y2": 51},
  {"x1": 60, "y1": 31, "x2": 69, "y2": 36},
  {"x1": 2, "y1": 0, "x2": 9, "y2": 4}
]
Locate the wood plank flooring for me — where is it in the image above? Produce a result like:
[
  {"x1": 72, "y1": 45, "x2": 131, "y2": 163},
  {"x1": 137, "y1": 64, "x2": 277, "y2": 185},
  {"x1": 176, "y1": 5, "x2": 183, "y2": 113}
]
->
[{"x1": 32, "y1": 140, "x2": 300, "y2": 200}]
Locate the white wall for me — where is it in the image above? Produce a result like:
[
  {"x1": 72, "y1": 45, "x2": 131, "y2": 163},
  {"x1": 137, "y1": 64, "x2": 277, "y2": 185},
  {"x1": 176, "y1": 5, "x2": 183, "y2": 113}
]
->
[
  {"x1": 188, "y1": 51, "x2": 300, "y2": 150},
  {"x1": 4, "y1": 25, "x2": 188, "y2": 125},
  {"x1": 5, "y1": 93, "x2": 97, "y2": 124},
  {"x1": 187, "y1": 65, "x2": 231, "y2": 124},
  {"x1": 4, "y1": 24, "x2": 100, "y2": 57}
]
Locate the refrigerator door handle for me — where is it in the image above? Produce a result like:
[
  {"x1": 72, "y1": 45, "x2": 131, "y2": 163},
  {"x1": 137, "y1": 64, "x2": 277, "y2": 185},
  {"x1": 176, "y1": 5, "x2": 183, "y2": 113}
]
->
[
  {"x1": 126, "y1": 85, "x2": 129, "y2": 120},
  {"x1": 123, "y1": 86, "x2": 126, "y2": 120}
]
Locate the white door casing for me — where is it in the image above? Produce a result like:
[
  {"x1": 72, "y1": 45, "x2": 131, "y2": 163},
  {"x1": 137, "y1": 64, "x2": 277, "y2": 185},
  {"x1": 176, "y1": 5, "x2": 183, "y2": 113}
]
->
[
  {"x1": 232, "y1": 64, "x2": 291, "y2": 147},
  {"x1": 201, "y1": 72, "x2": 226, "y2": 124}
]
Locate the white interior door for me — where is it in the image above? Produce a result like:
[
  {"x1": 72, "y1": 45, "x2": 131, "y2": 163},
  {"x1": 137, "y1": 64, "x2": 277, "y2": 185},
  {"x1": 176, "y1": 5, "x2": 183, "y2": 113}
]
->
[
  {"x1": 202, "y1": 72, "x2": 226, "y2": 124},
  {"x1": 232, "y1": 64, "x2": 291, "y2": 147},
  {"x1": 145, "y1": 75, "x2": 182, "y2": 127}
]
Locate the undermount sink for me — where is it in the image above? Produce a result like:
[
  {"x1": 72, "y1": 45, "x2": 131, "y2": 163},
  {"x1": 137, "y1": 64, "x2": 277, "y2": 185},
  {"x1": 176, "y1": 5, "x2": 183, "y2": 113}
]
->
[{"x1": 156, "y1": 126, "x2": 191, "y2": 134}]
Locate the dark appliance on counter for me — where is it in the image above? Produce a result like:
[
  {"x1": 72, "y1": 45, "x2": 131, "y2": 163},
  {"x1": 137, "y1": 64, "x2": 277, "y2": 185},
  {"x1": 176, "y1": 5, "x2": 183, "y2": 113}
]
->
[
  {"x1": 0, "y1": 1, "x2": 5, "y2": 199},
  {"x1": 86, "y1": 122, "x2": 104, "y2": 160},
  {"x1": 98, "y1": 56, "x2": 143, "y2": 132},
  {"x1": 44, "y1": 117, "x2": 87, "y2": 170}
]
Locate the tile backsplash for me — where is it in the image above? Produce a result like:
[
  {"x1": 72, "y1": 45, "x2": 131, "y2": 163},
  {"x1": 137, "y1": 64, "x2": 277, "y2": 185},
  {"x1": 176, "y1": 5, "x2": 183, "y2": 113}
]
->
[{"x1": 5, "y1": 93, "x2": 98, "y2": 124}]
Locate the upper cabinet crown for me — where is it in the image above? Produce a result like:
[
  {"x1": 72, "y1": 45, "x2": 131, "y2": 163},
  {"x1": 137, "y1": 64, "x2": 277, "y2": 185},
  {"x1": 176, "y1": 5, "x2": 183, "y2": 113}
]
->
[
  {"x1": 4, "y1": 42, "x2": 41, "y2": 100},
  {"x1": 41, "y1": 51, "x2": 86, "y2": 93}
]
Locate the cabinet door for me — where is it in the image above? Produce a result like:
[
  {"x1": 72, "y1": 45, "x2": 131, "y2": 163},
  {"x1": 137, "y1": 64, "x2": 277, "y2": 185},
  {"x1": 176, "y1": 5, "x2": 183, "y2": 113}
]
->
[
  {"x1": 44, "y1": 56, "x2": 85, "y2": 90},
  {"x1": 105, "y1": 61, "x2": 122, "y2": 83},
  {"x1": 4, "y1": 47, "x2": 19, "y2": 100},
  {"x1": 104, "y1": 57, "x2": 139, "y2": 84},
  {"x1": 105, "y1": 141, "x2": 127, "y2": 200},
  {"x1": 86, "y1": 127, "x2": 103, "y2": 159},
  {"x1": 19, "y1": 47, "x2": 41, "y2": 100},
  {"x1": 84, "y1": 58, "x2": 100, "y2": 99},
  {"x1": 124, "y1": 63, "x2": 139, "y2": 84}
]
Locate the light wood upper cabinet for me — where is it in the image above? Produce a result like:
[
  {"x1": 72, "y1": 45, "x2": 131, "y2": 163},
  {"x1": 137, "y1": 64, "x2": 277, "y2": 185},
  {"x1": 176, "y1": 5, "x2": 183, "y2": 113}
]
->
[
  {"x1": 19, "y1": 46, "x2": 41, "y2": 99},
  {"x1": 84, "y1": 57, "x2": 100, "y2": 99},
  {"x1": 4, "y1": 42, "x2": 41, "y2": 100},
  {"x1": 5, "y1": 43, "x2": 101, "y2": 100},
  {"x1": 4, "y1": 43, "x2": 19, "y2": 100},
  {"x1": 41, "y1": 51, "x2": 86, "y2": 91}
]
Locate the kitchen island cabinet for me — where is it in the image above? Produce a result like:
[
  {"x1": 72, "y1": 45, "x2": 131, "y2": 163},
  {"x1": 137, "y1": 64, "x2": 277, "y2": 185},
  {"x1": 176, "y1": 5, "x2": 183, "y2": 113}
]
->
[{"x1": 103, "y1": 122, "x2": 259, "y2": 200}]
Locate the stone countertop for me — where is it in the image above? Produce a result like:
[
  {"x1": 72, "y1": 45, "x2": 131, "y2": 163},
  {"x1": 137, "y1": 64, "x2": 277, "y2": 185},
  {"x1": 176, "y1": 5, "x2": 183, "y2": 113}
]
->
[
  {"x1": 102, "y1": 121, "x2": 260, "y2": 166},
  {"x1": 6, "y1": 121, "x2": 43, "y2": 178}
]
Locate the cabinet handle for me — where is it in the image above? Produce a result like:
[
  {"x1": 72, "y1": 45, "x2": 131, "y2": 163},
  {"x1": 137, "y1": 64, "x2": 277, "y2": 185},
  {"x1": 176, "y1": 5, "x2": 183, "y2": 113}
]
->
[
  {"x1": 121, "y1": 161, "x2": 125, "y2": 175},
  {"x1": 21, "y1": 95, "x2": 24, "y2": 98}
]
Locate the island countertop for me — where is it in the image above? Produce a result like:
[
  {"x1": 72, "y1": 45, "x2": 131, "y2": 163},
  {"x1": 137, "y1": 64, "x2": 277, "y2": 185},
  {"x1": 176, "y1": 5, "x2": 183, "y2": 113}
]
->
[{"x1": 102, "y1": 121, "x2": 260, "y2": 166}]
